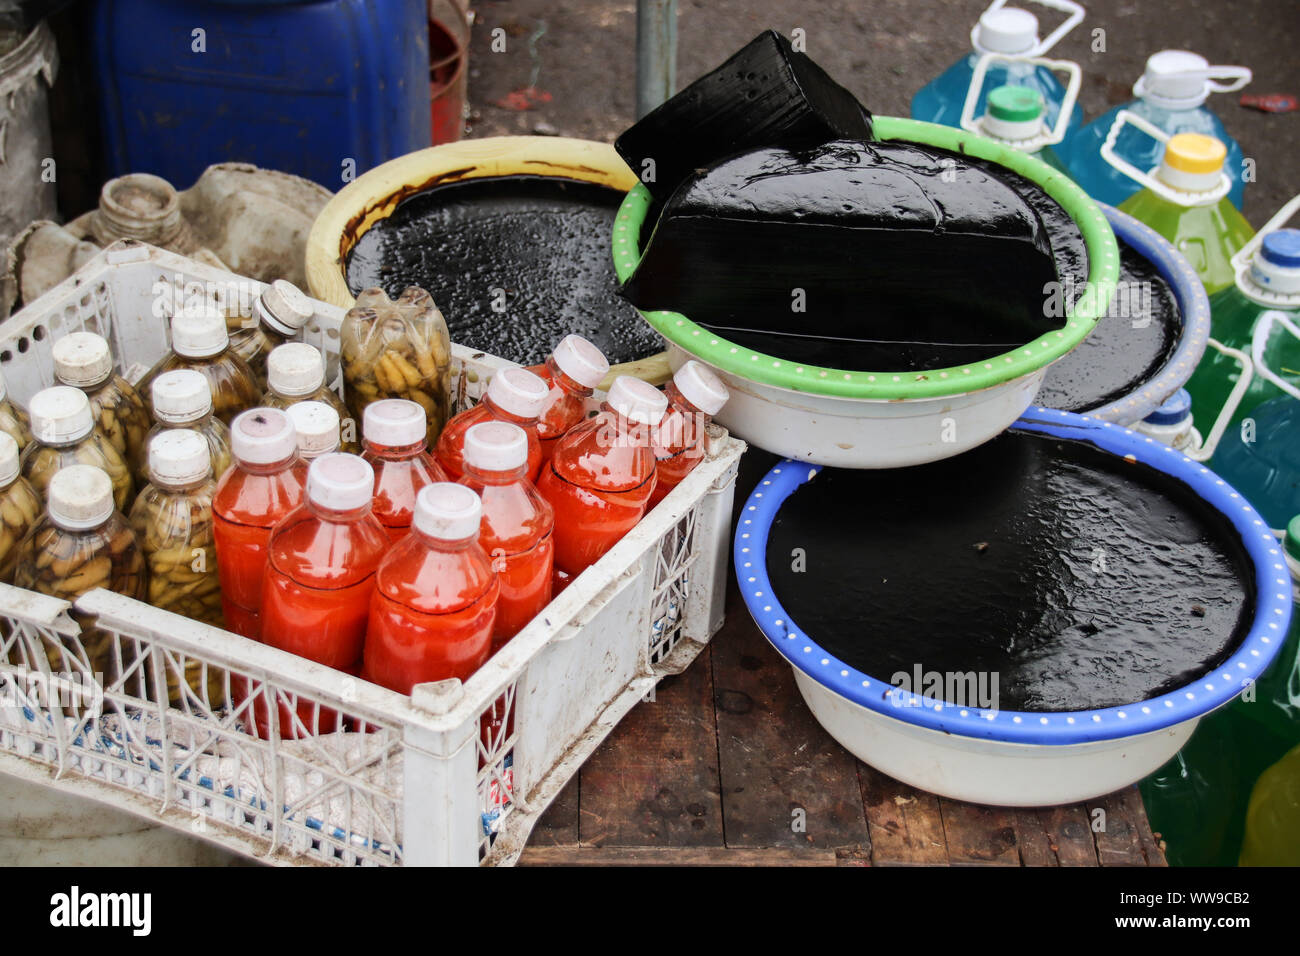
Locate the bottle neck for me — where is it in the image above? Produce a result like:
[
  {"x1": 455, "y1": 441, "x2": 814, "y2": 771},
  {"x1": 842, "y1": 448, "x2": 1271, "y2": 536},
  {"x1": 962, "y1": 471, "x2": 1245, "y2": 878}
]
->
[
  {"x1": 546, "y1": 356, "x2": 594, "y2": 398},
  {"x1": 364, "y1": 439, "x2": 426, "y2": 460},
  {"x1": 236, "y1": 454, "x2": 298, "y2": 477},
  {"x1": 412, "y1": 528, "x2": 477, "y2": 552},
  {"x1": 482, "y1": 396, "x2": 539, "y2": 427},
  {"x1": 39, "y1": 430, "x2": 93, "y2": 450},
  {"x1": 159, "y1": 410, "x2": 213, "y2": 429},
  {"x1": 306, "y1": 499, "x2": 373, "y2": 523},
  {"x1": 598, "y1": 405, "x2": 657, "y2": 445},
  {"x1": 151, "y1": 474, "x2": 210, "y2": 493},
  {"x1": 462, "y1": 461, "x2": 527, "y2": 485}
]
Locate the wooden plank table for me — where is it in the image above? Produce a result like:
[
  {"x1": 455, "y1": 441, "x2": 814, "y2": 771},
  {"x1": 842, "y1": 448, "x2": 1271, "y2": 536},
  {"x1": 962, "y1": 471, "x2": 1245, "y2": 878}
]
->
[{"x1": 521, "y1": 450, "x2": 1168, "y2": 867}]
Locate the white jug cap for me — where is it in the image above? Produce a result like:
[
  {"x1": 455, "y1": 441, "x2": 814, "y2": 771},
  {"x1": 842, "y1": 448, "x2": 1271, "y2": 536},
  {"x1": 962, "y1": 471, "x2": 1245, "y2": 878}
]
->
[
  {"x1": 307, "y1": 452, "x2": 374, "y2": 511},
  {"x1": 606, "y1": 376, "x2": 669, "y2": 426},
  {"x1": 149, "y1": 429, "x2": 211, "y2": 484},
  {"x1": 267, "y1": 343, "x2": 326, "y2": 397},
  {"x1": 552, "y1": 334, "x2": 610, "y2": 388},
  {"x1": 413, "y1": 482, "x2": 481, "y2": 541},
  {"x1": 230, "y1": 408, "x2": 297, "y2": 465},
  {"x1": 1137, "y1": 50, "x2": 1252, "y2": 110},
  {"x1": 487, "y1": 367, "x2": 548, "y2": 419},
  {"x1": 673, "y1": 361, "x2": 729, "y2": 415},
  {"x1": 257, "y1": 279, "x2": 315, "y2": 336},
  {"x1": 171, "y1": 306, "x2": 229, "y2": 358},
  {"x1": 151, "y1": 369, "x2": 212, "y2": 423},
  {"x1": 288, "y1": 400, "x2": 341, "y2": 458},
  {"x1": 363, "y1": 398, "x2": 426, "y2": 447},
  {"x1": 464, "y1": 421, "x2": 528, "y2": 473},
  {"x1": 48, "y1": 464, "x2": 114, "y2": 530},
  {"x1": 52, "y1": 331, "x2": 114, "y2": 388},
  {"x1": 29, "y1": 385, "x2": 94, "y2": 444},
  {"x1": 0, "y1": 432, "x2": 19, "y2": 486},
  {"x1": 974, "y1": 7, "x2": 1038, "y2": 55}
]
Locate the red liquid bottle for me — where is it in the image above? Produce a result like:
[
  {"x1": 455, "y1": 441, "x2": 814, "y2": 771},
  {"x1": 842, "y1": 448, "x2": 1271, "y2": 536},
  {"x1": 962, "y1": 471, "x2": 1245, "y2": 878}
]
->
[
  {"x1": 363, "y1": 482, "x2": 499, "y2": 694},
  {"x1": 649, "y1": 361, "x2": 729, "y2": 509},
  {"x1": 434, "y1": 367, "x2": 548, "y2": 483},
  {"x1": 537, "y1": 375, "x2": 668, "y2": 582},
  {"x1": 212, "y1": 408, "x2": 308, "y2": 640},
  {"x1": 459, "y1": 421, "x2": 554, "y2": 650},
  {"x1": 526, "y1": 333, "x2": 610, "y2": 466},
  {"x1": 260, "y1": 453, "x2": 389, "y2": 738},
  {"x1": 362, "y1": 398, "x2": 447, "y2": 543}
]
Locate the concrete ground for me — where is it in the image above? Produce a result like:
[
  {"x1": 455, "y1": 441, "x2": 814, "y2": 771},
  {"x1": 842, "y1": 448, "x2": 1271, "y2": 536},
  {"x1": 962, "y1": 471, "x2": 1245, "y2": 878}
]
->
[{"x1": 463, "y1": 0, "x2": 1299, "y2": 226}]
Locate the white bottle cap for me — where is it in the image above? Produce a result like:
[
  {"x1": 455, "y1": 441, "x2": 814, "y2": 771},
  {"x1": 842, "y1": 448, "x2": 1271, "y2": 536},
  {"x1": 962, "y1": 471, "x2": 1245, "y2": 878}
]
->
[
  {"x1": 1136, "y1": 50, "x2": 1251, "y2": 111},
  {"x1": 363, "y1": 398, "x2": 427, "y2": 448},
  {"x1": 29, "y1": 385, "x2": 94, "y2": 444},
  {"x1": 267, "y1": 343, "x2": 326, "y2": 397},
  {"x1": 487, "y1": 367, "x2": 548, "y2": 419},
  {"x1": 230, "y1": 408, "x2": 297, "y2": 466},
  {"x1": 673, "y1": 361, "x2": 729, "y2": 416},
  {"x1": 0, "y1": 432, "x2": 19, "y2": 486},
  {"x1": 606, "y1": 376, "x2": 669, "y2": 426},
  {"x1": 171, "y1": 306, "x2": 229, "y2": 358},
  {"x1": 48, "y1": 464, "x2": 115, "y2": 531},
  {"x1": 288, "y1": 401, "x2": 341, "y2": 458},
  {"x1": 306, "y1": 452, "x2": 374, "y2": 512},
  {"x1": 52, "y1": 331, "x2": 114, "y2": 388},
  {"x1": 148, "y1": 428, "x2": 212, "y2": 485},
  {"x1": 413, "y1": 482, "x2": 481, "y2": 541},
  {"x1": 256, "y1": 279, "x2": 315, "y2": 336},
  {"x1": 552, "y1": 333, "x2": 610, "y2": 389},
  {"x1": 151, "y1": 369, "x2": 213, "y2": 423},
  {"x1": 974, "y1": 7, "x2": 1037, "y2": 55},
  {"x1": 464, "y1": 421, "x2": 528, "y2": 473}
]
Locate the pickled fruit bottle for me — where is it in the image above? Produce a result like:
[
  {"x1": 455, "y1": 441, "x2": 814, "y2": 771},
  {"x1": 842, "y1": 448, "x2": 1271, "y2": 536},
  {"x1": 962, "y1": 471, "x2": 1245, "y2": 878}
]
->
[
  {"x1": 526, "y1": 333, "x2": 610, "y2": 465},
  {"x1": 51, "y1": 331, "x2": 150, "y2": 469},
  {"x1": 341, "y1": 286, "x2": 452, "y2": 448},
  {"x1": 129, "y1": 429, "x2": 225, "y2": 706},
  {"x1": 361, "y1": 398, "x2": 446, "y2": 543},
  {"x1": 229, "y1": 279, "x2": 316, "y2": 392},
  {"x1": 1239, "y1": 743, "x2": 1300, "y2": 866},
  {"x1": 0, "y1": 432, "x2": 42, "y2": 583},
  {"x1": 459, "y1": 421, "x2": 553, "y2": 649},
  {"x1": 142, "y1": 369, "x2": 233, "y2": 488},
  {"x1": 287, "y1": 401, "x2": 341, "y2": 462},
  {"x1": 14, "y1": 464, "x2": 147, "y2": 684},
  {"x1": 150, "y1": 305, "x2": 262, "y2": 426},
  {"x1": 212, "y1": 408, "x2": 308, "y2": 640},
  {"x1": 260, "y1": 453, "x2": 389, "y2": 737},
  {"x1": 21, "y1": 385, "x2": 134, "y2": 511},
  {"x1": 538, "y1": 375, "x2": 668, "y2": 580},
  {"x1": 435, "y1": 366, "x2": 548, "y2": 483},
  {"x1": 0, "y1": 367, "x2": 32, "y2": 453},
  {"x1": 262, "y1": 343, "x2": 355, "y2": 450},
  {"x1": 363, "y1": 482, "x2": 498, "y2": 694},
  {"x1": 650, "y1": 361, "x2": 729, "y2": 509}
]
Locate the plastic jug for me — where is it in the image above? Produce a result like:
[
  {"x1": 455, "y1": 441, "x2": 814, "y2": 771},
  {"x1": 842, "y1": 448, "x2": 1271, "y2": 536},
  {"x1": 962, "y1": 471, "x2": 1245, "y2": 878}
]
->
[
  {"x1": 1109, "y1": 115, "x2": 1254, "y2": 296},
  {"x1": 435, "y1": 367, "x2": 548, "y2": 483},
  {"x1": 1062, "y1": 50, "x2": 1251, "y2": 209},
  {"x1": 525, "y1": 334, "x2": 610, "y2": 466},
  {"x1": 958, "y1": 53, "x2": 1079, "y2": 172},
  {"x1": 910, "y1": 0, "x2": 1085, "y2": 135}
]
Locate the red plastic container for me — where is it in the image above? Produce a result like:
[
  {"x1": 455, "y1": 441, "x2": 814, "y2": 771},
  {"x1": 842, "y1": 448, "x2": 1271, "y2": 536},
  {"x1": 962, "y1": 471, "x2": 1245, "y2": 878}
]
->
[
  {"x1": 649, "y1": 361, "x2": 729, "y2": 509},
  {"x1": 435, "y1": 366, "x2": 548, "y2": 483},
  {"x1": 362, "y1": 399, "x2": 447, "y2": 542},
  {"x1": 526, "y1": 334, "x2": 610, "y2": 467}
]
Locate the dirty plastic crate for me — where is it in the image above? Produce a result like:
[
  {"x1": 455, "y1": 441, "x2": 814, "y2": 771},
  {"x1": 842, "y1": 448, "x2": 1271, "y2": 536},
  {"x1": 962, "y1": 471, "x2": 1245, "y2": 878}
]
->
[{"x1": 0, "y1": 241, "x2": 743, "y2": 866}]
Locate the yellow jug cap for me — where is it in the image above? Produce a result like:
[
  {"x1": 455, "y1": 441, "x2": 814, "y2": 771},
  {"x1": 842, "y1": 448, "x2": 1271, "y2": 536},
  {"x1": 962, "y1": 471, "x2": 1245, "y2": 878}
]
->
[{"x1": 1163, "y1": 133, "x2": 1226, "y2": 174}]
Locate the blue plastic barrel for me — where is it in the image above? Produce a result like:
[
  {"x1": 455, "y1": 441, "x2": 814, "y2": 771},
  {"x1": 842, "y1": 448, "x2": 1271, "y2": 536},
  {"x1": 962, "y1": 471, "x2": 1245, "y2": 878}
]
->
[{"x1": 91, "y1": 0, "x2": 432, "y2": 190}]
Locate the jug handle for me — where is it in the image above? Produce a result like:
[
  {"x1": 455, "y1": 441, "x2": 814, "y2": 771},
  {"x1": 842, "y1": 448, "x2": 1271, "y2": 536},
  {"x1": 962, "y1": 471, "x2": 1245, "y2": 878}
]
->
[
  {"x1": 1099, "y1": 109, "x2": 1231, "y2": 206},
  {"x1": 976, "y1": 0, "x2": 1085, "y2": 57},
  {"x1": 1250, "y1": 310, "x2": 1300, "y2": 403},
  {"x1": 959, "y1": 53, "x2": 1081, "y2": 149},
  {"x1": 1230, "y1": 193, "x2": 1300, "y2": 291},
  {"x1": 1187, "y1": 337, "x2": 1254, "y2": 461}
]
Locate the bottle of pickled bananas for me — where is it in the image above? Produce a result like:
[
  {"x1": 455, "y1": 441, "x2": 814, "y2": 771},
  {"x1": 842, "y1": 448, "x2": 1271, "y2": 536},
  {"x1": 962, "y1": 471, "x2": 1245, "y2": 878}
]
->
[
  {"x1": 151, "y1": 305, "x2": 261, "y2": 427},
  {"x1": 21, "y1": 385, "x2": 134, "y2": 512},
  {"x1": 52, "y1": 330, "x2": 151, "y2": 469},
  {"x1": 0, "y1": 432, "x2": 42, "y2": 583},
  {"x1": 263, "y1": 343, "x2": 356, "y2": 451},
  {"x1": 340, "y1": 286, "x2": 452, "y2": 449},
  {"x1": 229, "y1": 279, "x2": 316, "y2": 392},
  {"x1": 287, "y1": 400, "x2": 341, "y2": 462},
  {"x1": 141, "y1": 369, "x2": 233, "y2": 488},
  {"x1": 14, "y1": 464, "x2": 148, "y2": 684},
  {"x1": 0, "y1": 367, "x2": 32, "y2": 453}
]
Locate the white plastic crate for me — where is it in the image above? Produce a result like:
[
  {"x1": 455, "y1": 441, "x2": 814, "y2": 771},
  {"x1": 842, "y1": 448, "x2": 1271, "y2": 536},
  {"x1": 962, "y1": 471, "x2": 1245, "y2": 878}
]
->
[{"x1": 0, "y1": 240, "x2": 744, "y2": 866}]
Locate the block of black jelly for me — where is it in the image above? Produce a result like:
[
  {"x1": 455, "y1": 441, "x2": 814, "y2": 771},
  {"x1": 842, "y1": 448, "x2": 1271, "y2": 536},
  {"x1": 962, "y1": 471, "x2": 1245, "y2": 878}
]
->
[
  {"x1": 619, "y1": 140, "x2": 1064, "y2": 362},
  {"x1": 615, "y1": 30, "x2": 873, "y2": 206}
]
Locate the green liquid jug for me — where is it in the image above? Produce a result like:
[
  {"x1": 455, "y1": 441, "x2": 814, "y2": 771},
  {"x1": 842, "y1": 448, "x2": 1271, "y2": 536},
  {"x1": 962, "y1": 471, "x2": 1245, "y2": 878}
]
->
[
  {"x1": 958, "y1": 55, "x2": 1079, "y2": 174},
  {"x1": 1240, "y1": 743, "x2": 1300, "y2": 866}
]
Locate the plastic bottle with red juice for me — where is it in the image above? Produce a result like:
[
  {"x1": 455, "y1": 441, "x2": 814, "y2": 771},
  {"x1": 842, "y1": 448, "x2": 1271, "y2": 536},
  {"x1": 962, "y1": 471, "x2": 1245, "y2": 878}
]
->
[
  {"x1": 259, "y1": 453, "x2": 389, "y2": 737},
  {"x1": 649, "y1": 361, "x2": 730, "y2": 509},
  {"x1": 526, "y1": 333, "x2": 610, "y2": 465},
  {"x1": 537, "y1": 375, "x2": 668, "y2": 581},
  {"x1": 212, "y1": 408, "x2": 308, "y2": 640},
  {"x1": 362, "y1": 398, "x2": 447, "y2": 543},
  {"x1": 458, "y1": 421, "x2": 554, "y2": 651},
  {"x1": 363, "y1": 482, "x2": 499, "y2": 694},
  {"x1": 434, "y1": 367, "x2": 548, "y2": 483}
]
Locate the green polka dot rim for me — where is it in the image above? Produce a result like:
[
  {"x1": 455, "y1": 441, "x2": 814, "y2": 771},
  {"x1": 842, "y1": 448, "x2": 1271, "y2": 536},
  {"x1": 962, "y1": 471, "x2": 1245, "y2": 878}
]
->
[{"x1": 611, "y1": 116, "x2": 1120, "y2": 402}]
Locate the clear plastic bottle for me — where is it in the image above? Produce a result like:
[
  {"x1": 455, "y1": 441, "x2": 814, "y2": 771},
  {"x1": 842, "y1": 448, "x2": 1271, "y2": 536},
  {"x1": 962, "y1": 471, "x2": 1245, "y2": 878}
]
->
[
  {"x1": 363, "y1": 482, "x2": 498, "y2": 694},
  {"x1": 525, "y1": 333, "x2": 610, "y2": 466},
  {"x1": 229, "y1": 279, "x2": 316, "y2": 392},
  {"x1": 537, "y1": 376, "x2": 668, "y2": 579},
  {"x1": 459, "y1": 421, "x2": 554, "y2": 649},
  {"x1": 435, "y1": 366, "x2": 548, "y2": 483},
  {"x1": 650, "y1": 361, "x2": 729, "y2": 509},
  {"x1": 0, "y1": 367, "x2": 32, "y2": 453},
  {"x1": 0, "y1": 432, "x2": 42, "y2": 584},
  {"x1": 149, "y1": 305, "x2": 262, "y2": 426},
  {"x1": 287, "y1": 400, "x2": 341, "y2": 462},
  {"x1": 212, "y1": 408, "x2": 308, "y2": 640},
  {"x1": 21, "y1": 385, "x2": 134, "y2": 512},
  {"x1": 262, "y1": 342, "x2": 356, "y2": 451},
  {"x1": 361, "y1": 398, "x2": 447, "y2": 543},
  {"x1": 142, "y1": 369, "x2": 233, "y2": 488},
  {"x1": 129, "y1": 429, "x2": 224, "y2": 705},
  {"x1": 51, "y1": 330, "x2": 151, "y2": 470}
]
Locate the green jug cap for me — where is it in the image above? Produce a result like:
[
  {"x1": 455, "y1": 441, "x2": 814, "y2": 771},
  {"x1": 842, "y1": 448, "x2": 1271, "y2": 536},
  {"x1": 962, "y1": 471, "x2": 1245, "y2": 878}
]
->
[
  {"x1": 1286, "y1": 515, "x2": 1300, "y2": 565},
  {"x1": 987, "y1": 85, "x2": 1044, "y2": 123}
]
